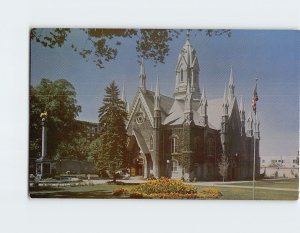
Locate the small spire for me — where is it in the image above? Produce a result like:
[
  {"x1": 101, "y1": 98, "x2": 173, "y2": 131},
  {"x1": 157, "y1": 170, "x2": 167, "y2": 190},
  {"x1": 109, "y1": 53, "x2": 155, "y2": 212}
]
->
[
  {"x1": 228, "y1": 66, "x2": 235, "y2": 102},
  {"x1": 150, "y1": 83, "x2": 153, "y2": 92},
  {"x1": 140, "y1": 58, "x2": 145, "y2": 76},
  {"x1": 186, "y1": 30, "x2": 190, "y2": 41},
  {"x1": 155, "y1": 76, "x2": 160, "y2": 97},
  {"x1": 139, "y1": 58, "x2": 146, "y2": 91},
  {"x1": 121, "y1": 83, "x2": 126, "y2": 102},
  {"x1": 239, "y1": 95, "x2": 244, "y2": 112},
  {"x1": 223, "y1": 82, "x2": 228, "y2": 105},
  {"x1": 229, "y1": 66, "x2": 234, "y2": 86},
  {"x1": 154, "y1": 76, "x2": 160, "y2": 111}
]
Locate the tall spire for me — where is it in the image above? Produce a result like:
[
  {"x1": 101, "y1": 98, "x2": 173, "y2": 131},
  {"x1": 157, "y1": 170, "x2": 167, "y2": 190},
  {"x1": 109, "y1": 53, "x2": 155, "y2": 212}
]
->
[
  {"x1": 240, "y1": 96, "x2": 246, "y2": 136},
  {"x1": 139, "y1": 58, "x2": 146, "y2": 91},
  {"x1": 174, "y1": 38, "x2": 200, "y2": 100},
  {"x1": 228, "y1": 66, "x2": 235, "y2": 102},
  {"x1": 222, "y1": 83, "x2": 229, "y2": 116},
  {"x1": 154, "y1": 76, "x2": 160, "y2": 111}
]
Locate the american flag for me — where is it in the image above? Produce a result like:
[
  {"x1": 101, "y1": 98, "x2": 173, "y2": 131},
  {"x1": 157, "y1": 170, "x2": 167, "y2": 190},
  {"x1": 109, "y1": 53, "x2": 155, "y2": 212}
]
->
[{"x1": 252, "y1": 80, "x2": 259, "y2": 113}]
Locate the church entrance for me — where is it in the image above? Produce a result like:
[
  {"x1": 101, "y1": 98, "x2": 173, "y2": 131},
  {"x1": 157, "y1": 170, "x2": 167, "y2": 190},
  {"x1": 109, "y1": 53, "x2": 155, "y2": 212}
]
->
[{"x1": 130, "y1": 156, "x2": 144, "y2": 177}]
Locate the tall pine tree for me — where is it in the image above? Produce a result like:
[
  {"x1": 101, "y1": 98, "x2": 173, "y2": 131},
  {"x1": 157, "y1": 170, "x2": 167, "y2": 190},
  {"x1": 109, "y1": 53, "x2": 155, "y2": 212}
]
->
[{"x1": 97, "y1": 81, "x2": 128, "y2": 182}]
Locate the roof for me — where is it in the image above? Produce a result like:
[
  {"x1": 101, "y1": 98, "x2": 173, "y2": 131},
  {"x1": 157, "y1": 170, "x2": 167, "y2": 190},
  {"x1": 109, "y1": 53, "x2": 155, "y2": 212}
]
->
[{"x1": 132, "y1": 128, "x2": 150, "y2": 154}]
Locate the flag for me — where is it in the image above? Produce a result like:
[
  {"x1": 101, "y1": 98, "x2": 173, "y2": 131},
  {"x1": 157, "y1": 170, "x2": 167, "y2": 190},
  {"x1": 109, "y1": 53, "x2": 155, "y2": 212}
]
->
[{"x1": 252, "y1": 81, "x2": 259, "y2": 113}]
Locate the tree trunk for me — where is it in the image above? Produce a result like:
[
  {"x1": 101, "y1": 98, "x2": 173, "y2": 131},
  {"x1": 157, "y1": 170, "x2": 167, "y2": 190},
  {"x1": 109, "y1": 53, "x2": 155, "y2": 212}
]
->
[
  {"x1": 223, "y1": 176, "x2": 225, "y2": 182},
  {"x1": 112, "y1": 173, "x2": 116, "y2": 183}
]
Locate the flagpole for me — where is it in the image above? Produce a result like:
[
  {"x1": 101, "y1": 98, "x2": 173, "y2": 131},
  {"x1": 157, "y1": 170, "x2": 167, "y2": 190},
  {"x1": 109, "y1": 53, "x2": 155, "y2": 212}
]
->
[
  {"x1": 252, "y1": 78, "x2": 258, "y2": 200},
  {"x1": 253, "y1": 112, "x2": 256, "y2": 200}
]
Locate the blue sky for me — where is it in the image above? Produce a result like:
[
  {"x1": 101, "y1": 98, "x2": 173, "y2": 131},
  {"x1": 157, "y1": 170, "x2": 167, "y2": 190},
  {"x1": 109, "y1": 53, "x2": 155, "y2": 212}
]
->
[{"x1": 30, "y1": 29, "x2": 299, "y2": 158}]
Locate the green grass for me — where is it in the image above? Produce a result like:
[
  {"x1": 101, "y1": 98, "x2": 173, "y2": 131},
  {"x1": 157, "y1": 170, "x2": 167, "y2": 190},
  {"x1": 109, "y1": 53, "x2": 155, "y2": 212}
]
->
[
  {"x1": 221, "y1": 179, "x2": 299, "y2": 190},
  {"x1": 29, "y1": 179, "x2": 299, "y2": 200},
  {"x1": 196, "y1": 186, "x2": 298, "y2": 200}
]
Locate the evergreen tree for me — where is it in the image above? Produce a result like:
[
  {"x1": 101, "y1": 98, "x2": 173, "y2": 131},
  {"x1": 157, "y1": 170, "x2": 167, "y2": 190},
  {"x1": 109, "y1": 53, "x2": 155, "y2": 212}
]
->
[{"x1": 97, "y1": 81, "x2": 128, "y2": 182}]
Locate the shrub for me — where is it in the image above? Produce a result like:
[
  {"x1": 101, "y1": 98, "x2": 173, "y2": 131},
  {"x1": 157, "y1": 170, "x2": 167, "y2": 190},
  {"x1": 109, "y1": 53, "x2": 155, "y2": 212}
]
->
[
  {"x1": 131, "y1": 177, "x2": 197, "y2": 195},
  {"x1": 112, "y1": 188, "x2": 128, "y2": 196}
]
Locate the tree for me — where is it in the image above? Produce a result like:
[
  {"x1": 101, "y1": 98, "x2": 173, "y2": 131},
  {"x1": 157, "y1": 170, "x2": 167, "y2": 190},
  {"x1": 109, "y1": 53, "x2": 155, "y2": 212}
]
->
[
  {"x1": 56, "y1": 137, "x2": 89, "y2": 161},
  {"x1": 218, "y1": 154, "x2": 229, "y2": 182},
  {"x1": 31, "y1": 29, "x2": 231, "y2": 69},
  {"x1": 96, "y1": 81, "x2": 128, "y2": 182},
  {"x1": 29, "y1": 79, "x2": 82, "y2": 160}
]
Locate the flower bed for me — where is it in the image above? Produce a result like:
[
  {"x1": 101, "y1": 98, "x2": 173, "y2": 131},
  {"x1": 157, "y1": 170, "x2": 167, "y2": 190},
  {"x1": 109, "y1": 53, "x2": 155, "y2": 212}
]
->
[{"x1": 112, "y1": 177, "x2": 222, "y2": 199}]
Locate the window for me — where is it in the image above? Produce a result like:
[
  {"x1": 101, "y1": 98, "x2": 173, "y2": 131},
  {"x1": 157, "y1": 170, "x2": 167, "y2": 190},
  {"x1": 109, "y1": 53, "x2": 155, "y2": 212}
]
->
[
  {"x1": 172, "y1": 160, "x2": 178, "y2": 172},
  {"x1": 180, "y1": 69, "x2": 183, "y2": 82},
  {"x1": 149, "y1": 136, "x2": 153, "y2": 150},
  {"x1": 207, "y1": 138, "x2": 216, "y2": 156},
  {"x1": 171, "y1": 137, "x2": 177, "y2": 153}
]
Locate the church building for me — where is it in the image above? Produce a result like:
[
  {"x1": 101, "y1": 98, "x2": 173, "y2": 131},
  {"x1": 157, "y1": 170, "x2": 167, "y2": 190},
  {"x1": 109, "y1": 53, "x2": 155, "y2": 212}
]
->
[{"x1": 125, "y1": 38, "x2": 260, "y2": 181}]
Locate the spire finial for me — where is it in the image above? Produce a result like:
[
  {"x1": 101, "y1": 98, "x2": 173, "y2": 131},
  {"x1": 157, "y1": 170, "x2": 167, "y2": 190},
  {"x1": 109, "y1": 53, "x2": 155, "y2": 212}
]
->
[
  {"x1": 229, "y1": 66, "x2": 234, "y2": 86},
  {"x1": 139, "y1": 58, "x2": 146, "y2": 91},
  {"x1": 223, "y1": 82, "x2": 228, "y2": 104},
  {"x1": 186, "y1": 30, "x2": 190, "y2": 41},
  {"x1": 155, "y1": 76, "x2": 160, "y2": 97},
  {"x1": 121, "y1": 82, "x2": 126, "y2": 102},
  {"x1": 240, "y1": 95, "x2": 244, "y2": 112},
  {"x1": 154, "y1": 76, "x2": 160, "y2": 111}
]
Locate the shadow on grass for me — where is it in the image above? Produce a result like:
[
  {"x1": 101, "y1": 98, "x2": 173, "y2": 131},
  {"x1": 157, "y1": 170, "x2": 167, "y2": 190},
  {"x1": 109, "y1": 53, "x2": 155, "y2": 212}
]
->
[{"x1": 30, "y1": 189, "x2": 122, "y2": 199}]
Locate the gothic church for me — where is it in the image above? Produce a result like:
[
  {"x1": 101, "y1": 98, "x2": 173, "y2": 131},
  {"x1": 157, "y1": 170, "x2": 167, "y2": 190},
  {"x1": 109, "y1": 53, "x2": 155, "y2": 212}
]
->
[{"x1": 125, "y1": 38, "x2": 260, "y2": 181}]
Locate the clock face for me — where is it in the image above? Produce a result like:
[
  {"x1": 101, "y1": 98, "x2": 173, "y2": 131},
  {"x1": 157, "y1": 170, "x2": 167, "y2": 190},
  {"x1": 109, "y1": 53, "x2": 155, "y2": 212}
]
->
[{"x1": 135, "y1": 112, "x2": 145, "y2": 124}]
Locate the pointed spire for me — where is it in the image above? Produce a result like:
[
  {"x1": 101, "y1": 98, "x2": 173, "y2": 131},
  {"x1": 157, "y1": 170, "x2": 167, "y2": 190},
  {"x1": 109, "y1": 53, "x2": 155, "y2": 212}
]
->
[
  {"x1": 155, "y1": 76, "x2": 160, "y2": 97},
  {"x1": 222, "y1": 83, "x2": 229, "y2": 116},
  {"x1": 229, "y1": 66, "x2": 234, "y2": 86},
  {"x1": 150, "y1": 83, "x2": 153, "y2": 92},
  {"x1": 154, "y1": 76, "x2": 160, "y2": 111},
  {"x1": 223, "y1": 82, "x2": 228, "y2": 105},
  {"x1": 140, "y1": 58, "x2": 145, "y2": 76},
  {"x1": 239, "y1": 95, "x2": 244, "y2": 112},
  {"x1": 121, "y1": 83, "x2": 126, "y2": 102},
  {"x1": 139, "y1": 58, "x2": 146, "y2": 91},
  {"x1": 228, "y1": 66, "x2": 235, "y2": 102}
]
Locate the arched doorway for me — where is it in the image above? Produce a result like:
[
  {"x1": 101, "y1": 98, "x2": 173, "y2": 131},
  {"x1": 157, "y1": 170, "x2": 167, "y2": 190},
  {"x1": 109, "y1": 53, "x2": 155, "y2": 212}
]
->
[
  {"x1": 127, "y1": 131, "x2": 153, "y2": 178},
  {"x1": 131, "y1": 156, "x2": 145, "y2": 177}
]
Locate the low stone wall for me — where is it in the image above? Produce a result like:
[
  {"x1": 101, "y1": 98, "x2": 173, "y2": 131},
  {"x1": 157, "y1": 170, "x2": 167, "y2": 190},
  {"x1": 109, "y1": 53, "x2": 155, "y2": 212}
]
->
[{"x1": 260, "y1": 167, "x2": 299, "y2": 178}]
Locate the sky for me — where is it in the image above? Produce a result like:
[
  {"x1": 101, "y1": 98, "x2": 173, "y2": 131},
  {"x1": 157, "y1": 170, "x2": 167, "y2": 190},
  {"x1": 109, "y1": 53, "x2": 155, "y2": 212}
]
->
[{"x1": 30, "y1": 29, "x2": 299, "y2": 158}]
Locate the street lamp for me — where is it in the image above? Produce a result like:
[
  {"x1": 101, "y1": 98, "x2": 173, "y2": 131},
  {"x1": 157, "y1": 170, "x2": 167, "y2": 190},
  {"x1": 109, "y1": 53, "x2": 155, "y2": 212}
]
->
[{"x1": 166, "y1": 159, "x2": 170, "y2": 177}]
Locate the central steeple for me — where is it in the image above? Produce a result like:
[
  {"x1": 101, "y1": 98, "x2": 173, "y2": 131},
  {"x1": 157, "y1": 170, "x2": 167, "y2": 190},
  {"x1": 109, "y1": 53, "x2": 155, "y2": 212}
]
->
[{"x1": 174, "y1": 37, "x2": 201, "y2": 100}]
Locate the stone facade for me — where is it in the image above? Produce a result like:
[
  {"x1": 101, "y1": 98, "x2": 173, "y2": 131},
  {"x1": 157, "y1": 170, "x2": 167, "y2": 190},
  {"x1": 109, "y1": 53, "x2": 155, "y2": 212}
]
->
[{"x1": 126, "y1": 39, "x2": 260, "y2": 181}]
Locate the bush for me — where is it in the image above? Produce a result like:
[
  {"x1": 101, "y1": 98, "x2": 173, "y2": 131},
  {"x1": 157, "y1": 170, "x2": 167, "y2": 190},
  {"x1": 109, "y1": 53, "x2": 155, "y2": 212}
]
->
[
  {"x1": 112, "y1": 188, "x2": 128, "y2": 196},
  {"x1": 132, "y1": 177, "x2": 197, "y2": 195}
]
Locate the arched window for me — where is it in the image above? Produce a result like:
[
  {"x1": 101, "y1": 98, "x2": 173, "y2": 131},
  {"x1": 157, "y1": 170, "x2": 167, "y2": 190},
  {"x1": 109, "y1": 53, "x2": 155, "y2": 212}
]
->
[
  {"x1": 172, "y1": 159, "x2": 178, "y2": 172},
  {"x1": 180, "y1": 69, "x2": 184, "y2": 82},
  {"x1": 149, "y1": 136, "x2": 153, "y2": 150}
]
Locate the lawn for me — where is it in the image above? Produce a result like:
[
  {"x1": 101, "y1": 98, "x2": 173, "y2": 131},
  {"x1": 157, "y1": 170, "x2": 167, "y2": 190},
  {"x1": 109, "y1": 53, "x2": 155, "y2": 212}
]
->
[
  {"x1": 29, "y1": 179, "x2": 299, "y2": 200},
  {"x1": 221, "y1": 179, "x2": 299, "y2": 190}
]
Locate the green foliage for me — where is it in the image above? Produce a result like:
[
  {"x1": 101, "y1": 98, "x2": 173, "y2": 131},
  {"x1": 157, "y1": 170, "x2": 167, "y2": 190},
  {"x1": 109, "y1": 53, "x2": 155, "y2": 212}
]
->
[
  {"x1": 96, "y1": 81, "x2": 128, "y2": 181},
  {"x1": 30, "y1": 29, "x2": 231, "y2": 69},
  {"x1": 29, "y1": 78, "x2": 81, "y2": 159},
  {"x1": 56, "y1": 137, "x2": 88, "y2": 160},
  {"x1": 218, "y1": 154, "x2": 229, "y2": 182}
]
